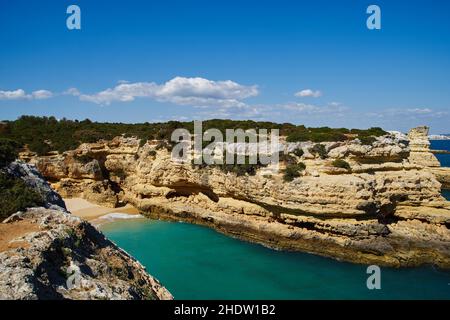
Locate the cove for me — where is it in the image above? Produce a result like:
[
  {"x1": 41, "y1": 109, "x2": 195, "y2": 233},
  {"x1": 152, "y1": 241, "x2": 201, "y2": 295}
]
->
[{"x1": 100, "y1": 218, "x2": 450, "y2": 300}]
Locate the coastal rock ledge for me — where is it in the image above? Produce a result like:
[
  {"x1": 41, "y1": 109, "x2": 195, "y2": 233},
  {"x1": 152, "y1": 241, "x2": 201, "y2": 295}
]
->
[
  {"x1": 0, "y1": 161, "x2": 172, "y2": 300},
  {"x1": 0, "y1": 208, "x2": 173, "y2": 300}
]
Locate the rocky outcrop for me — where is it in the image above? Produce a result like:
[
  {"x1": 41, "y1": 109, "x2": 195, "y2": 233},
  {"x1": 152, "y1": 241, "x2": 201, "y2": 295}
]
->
[
  {"x1": 430, "y1": 167, "x2": 450, "y2": 189},
  {"x1": 327, "y1": 134, "x2": 409, "y2": 163},
  {"x1": 23, "y1": 131, "x2": 450, "y2": 268},
  {"x1": 407, "y1": 126, "x2": 450, "y2": 188},
  {"x1": 5, "y1": 161, "x2": 67, "y2": 211},
  {"x1": 0, "y1": 162, "x2": 172, "y2": 300},
  {"x1": 0, "y1": 208, "x2": 172, "y2": 300},
  {"x1": 408, "y1": 126, "x2": 441, "y2": 167}
]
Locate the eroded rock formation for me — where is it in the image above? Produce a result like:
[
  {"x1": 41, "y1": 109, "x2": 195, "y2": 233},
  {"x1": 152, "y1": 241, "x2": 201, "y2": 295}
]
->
[
  {"x1": 0, "y1": 163, "x2": 172, "y2": 300},
  {"x1": 0, "y1": 208, "x2": 172, "y2": 300},
  {"x1": 408, "y1": 126, "x2": 441, "y2": 167},
  {"x1": 22, "y1": 129, "x2": 450, "y2": 268}
]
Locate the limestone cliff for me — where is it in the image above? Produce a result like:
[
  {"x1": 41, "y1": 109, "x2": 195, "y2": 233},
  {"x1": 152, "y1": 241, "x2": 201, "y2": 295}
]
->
[
  {"x1": 0, "y1": 163, "x2": 172, "y2": 300},
  {"x1": 22, "y1": 128, "x2": 450, "y2": 268}
]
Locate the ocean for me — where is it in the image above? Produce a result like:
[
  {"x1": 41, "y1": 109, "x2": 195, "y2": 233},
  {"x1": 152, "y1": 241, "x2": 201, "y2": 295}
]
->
[
  {"x1": 101, "y1": 218, "x2": 450, "y2": 299},
  {"x1": 431, "y1": 140, "x2": 450, "y2": 168},
  {"x1": 100, "y1": 140, "x2": 450, "y2": 299}
]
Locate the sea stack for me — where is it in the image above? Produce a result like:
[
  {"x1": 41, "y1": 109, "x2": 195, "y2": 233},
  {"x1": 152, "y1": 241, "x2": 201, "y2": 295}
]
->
[{"x1": 408, "y1": 126, "x2": 441, "y2": 167}]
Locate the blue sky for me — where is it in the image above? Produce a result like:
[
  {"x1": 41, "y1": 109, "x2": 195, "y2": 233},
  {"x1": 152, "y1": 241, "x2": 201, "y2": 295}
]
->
[{"x1": 1, "y1": 0, "x2": 449, "y2": 133}]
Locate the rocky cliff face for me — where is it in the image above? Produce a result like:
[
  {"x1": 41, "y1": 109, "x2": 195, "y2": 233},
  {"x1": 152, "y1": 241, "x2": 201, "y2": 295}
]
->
[
  {"x1": 22, "y1": 129, "x2": 450, "y2": 268},
  {"x1": 0, "y1": 163, "x2": 172, "y2": 300}
]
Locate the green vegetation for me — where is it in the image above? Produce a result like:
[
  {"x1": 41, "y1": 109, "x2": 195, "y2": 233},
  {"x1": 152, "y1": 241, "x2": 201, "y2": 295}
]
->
[
  {"x1": 0, "y1": 116, "x2": 387, "y2": 154},
  {"x1": 286, "y1": 128, "x2": 347, "y2": 143},
  {"x1": 0, "y1": 172, "x2": 44, "y2": 219},
  {"x1": 0, "y1": 138, "x2": 20, "y2": 167},
  {"x1": 155, "y1": 140, "x2": 174, "y2": 151},
  {"x1": 331, "y1": 159, "x2": 351, "y2": 171},
  {"x1": 111, "y1": 168, "x2": 127, "y2": 181},
  {"x1": 279, "y1": 152, "x2": 297, "y2": 165},
  {"x1": 283, "y1": 163, "x2": 306, "y2": 182},
  {"x1": 74, "y1": 154, "x2": 94, "y2": 164},
  {"x1": 192, "y1": 154, "x2": 268, "y2": 177},
  {"x1": 309, "y1": 144, "x2": 328, "y2": 159},
  {"x1": 358, "y1": 136, "x2": 377, "y2": 146},
  {"x1": 292, "y1": 148, "x2": 304, "y2": 157},
  {"x1": 221, "y1": 156, "x2": 266, "y2": 176},
  {"x1": 0, "y1": 137, "x2": 44, "y2": 219},
  {"x1": 350, "y1": 127, "x2": 384, "y2": 146}
]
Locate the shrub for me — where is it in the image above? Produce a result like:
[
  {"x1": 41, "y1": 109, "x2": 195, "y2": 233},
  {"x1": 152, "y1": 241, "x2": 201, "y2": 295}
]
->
[
  {"x1": 112, "y1": 168, "x2": 126, "y2": 180},
  {"x1": 73, "y1": 129, "x2": 103, "y2": 144},
  {"x1": 191, "y1": 153, "x2": 268, "y2": 177},
  {"x1": 220, "y1": 155, "x2": 266, "y2": 176},
  {"x1": 148, "y1": 150, "x2": 157, "y2": 157},
  {"x1": 74, "y1": 154, "x2": 93, "y2": 164},
  {"x1": 0, "y1": 172, "x2": 44, "y2": 219},
  {"x1": 155, "y1": 141, "x2": 173, "y2": 151},
  {"x1": 28, "y1": 140, "x2": 52, "y2": 156},
  {"x1": 309, "y1": 144, "x2": 328, "y2": 159},
  {"x1": 359, "y1": 136, "x2": 376, "y2": 146},
  {"x1": 283, "y1": 163, "x2": 306, "y2": 182},
  {"x1": 331, "y1": 159, "x2": 351, "y2": 171},
  {"x1": 351, "y1": 127, "x2": 386, "y2": 137},
  {"x1": 279, "y1": 152, "x2": 297, "y2": 165},
  {"x1": 0, "y1": 138, "x2": 20, "y2": 167},
  {"x1": 293, "y1": 148, "x2": 304, "y2": 157}
]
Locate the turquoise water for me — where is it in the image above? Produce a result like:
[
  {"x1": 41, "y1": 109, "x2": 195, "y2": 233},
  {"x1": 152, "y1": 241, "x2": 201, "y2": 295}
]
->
[
  {"x1": 431, "y1": 140, "x2": 450, "y2": 199},
  {"x1": 101, "y1": 140, "x2": 450, "y2": 299},
  {"x1": 101, "y1": 219, "x2": 450, "y2": 300},
  {"x1": 431, "y1": 140, "x2": 450, "y2": 167},
  {"x1": 443, "y1": 189, "x2": 450, "y2": 201}
]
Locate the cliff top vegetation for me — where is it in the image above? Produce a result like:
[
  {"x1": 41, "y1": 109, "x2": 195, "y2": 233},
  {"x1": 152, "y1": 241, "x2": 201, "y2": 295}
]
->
[{"x1": 0, "y1": 116, "x2": 386, "y2": 156}]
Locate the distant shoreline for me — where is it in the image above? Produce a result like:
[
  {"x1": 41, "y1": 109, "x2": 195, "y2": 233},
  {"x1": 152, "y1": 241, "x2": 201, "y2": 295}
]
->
[{"x1": 429, "y1": 136, "x2": 450, "y2": 141}]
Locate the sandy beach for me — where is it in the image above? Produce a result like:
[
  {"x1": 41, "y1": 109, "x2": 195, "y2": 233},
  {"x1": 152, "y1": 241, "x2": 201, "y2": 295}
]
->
[{"x1": 65, "y1": 198, "x2": 141, "y2": 221}]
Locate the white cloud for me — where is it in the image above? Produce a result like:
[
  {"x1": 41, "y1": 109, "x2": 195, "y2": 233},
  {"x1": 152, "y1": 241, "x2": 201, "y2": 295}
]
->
[
  {"x1": 32, "y1": 90, "x2": 53, "y2": 99},
  {"x1": 77, "y1": 77, "x2": 259, "y2": 107},
  {"x1": 64, "y1": 88, "x2": 81, "y2": 96},
  {"x1": 0, "y1": 89, "x2": 29, "y2": 100},
  {"x1": 406, "y1": 108, "x2": 433, "y2": 114},
  {"x1": 368, "y1": 108, "x2": 448, "y2": 118},
  {"x1": 0, "y1": 88, "x2": 53, "y2": 100},
  {"x1": 197, "y1": 104, "x2": 279, "y2": 120},
  {"x1": 280, "y1": 102, "x2": 348, "y2": 115},
  {"x1": 295, "y1": 89, "x2": 322, "y2": 98}
]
